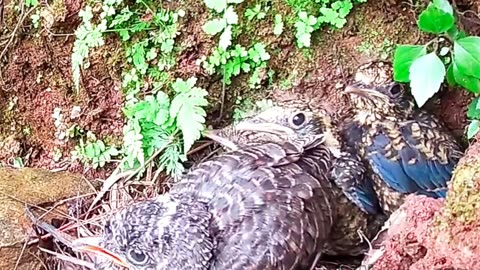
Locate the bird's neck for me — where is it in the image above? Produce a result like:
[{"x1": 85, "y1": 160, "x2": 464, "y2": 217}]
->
[{"x1": 162, "y1": 200, "x2": 216, "y2": 269}]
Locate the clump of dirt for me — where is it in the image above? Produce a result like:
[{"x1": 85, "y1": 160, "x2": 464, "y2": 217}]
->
[{"x1": 363, "y1": 193, "x2": 480, "y2": 270}]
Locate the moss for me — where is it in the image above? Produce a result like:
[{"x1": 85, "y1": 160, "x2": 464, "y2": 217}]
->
[
  {"x1": 51, "y1": 0, "x2": 67, "y2": 20},
  {"x1": 102, "y1": 134, "x2": 123, "y2": 147},
  {"x1": 443, "y1": 161, "x2": 480, "y2": 224}
]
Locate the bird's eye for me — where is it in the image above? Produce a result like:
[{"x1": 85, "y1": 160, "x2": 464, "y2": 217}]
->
[
  {"x1": 127, "y1": 249, "x2": 148, "y2": 265},
  {"x1": 290, "y1": 112, "x2": 306, "y2": 128},
  {"x1": 389, "y1": 84, "x2": 402, "y2": 96}
]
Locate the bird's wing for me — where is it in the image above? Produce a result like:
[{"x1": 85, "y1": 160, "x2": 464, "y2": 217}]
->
[
  {"x1": 329, "y1": 150, "x2": 381, "y2": 215},
  {"x1": 366, "y1": 118, "x2": 462, "y2": 197},
  {"x1": 179, "y1": 141, "x2": 334, "y2": 270}
]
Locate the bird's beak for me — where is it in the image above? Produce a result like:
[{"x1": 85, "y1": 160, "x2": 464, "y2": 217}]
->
[
  {"x1": 233, "y1": 121, "x2": 296, "y2": 136},
  {"x1": 72, "y1": 237, "x2": 130, "y2": 268},
  {"x1": 343, "y1": 84, "x2": 387, "y2": 100},
  {"x1": 203, "y1": 129, "x2": 239, "y2": 151}
]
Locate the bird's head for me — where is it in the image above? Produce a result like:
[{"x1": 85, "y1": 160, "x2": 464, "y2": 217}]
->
[
  {"x1": 343, "y1": 81, "x2": 414, "y2": 115},
  {"x1": 72, "y1": 194, "x2": 211, "y2": 270},
  {"x1": 205, "y1": 100, "x2": 341, "y2": 155}
]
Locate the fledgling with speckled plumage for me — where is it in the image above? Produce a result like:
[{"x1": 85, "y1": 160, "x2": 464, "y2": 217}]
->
[
  {"x1": 212, "y1": 101, "x2": 386, "y2": 255},
  {"x1": 337, "y1": 81, "x2": 465, "y2": 214},
  {"x1": 69, "y1": 103, "x2": 384, "y2": 270}
]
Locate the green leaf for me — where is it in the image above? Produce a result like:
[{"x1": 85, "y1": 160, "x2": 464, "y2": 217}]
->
[
  {"x1": 245, "y1": 8, "x2": 256, "y2": 21},
  {"x1": 467, "y1": 120, "x2": 480, "y2": 139},
  {"x1": 467, "y1": 98, "x2": 480, "y2": 119},
  {"x1": 219, "y1": 25, "x2": 232, "y2": 50},
  {"x1": 273, "y1": 14, "x2": 284, "y2": 36},
  {"x1": 409, "y1": 52, "x2": 446, "y2": 107},
  {"x1": 453, "y1": 37, "x2": 480, "y2": 79},
  {"x1": 97, "y1": 140, "x2": 106, "y2": 152},
  {"x1": 393, "y1": 45, "x2": 427, "y2": 82},
  {"x1": 417, "y1": 4, "x2": 455, "y2": 34},
  {"x1": 85, "y1": 143, "x2": 95, "y2": 158},
  {"x1": 108, "y1": 147, "x2": 120, "y2": 156},
  {"x1": 224, "y1": 6, "x2": 238, "y2": 24},
  {"x1": 432, "y1": 0, "x2": 453, "y2": 14},
  {"x1": 446, "y1": 63, "x2": 457, "y2": 86},
  {"x1": 204, "y1": 0, "x2": 227, "y2": 13},
  {"x1": 202, "y1": 19, "x2": 226, "y2": 35},
  {"x1": 452, "y1": 61, "x2": 480, "y2": 93},
  {"x1": 170, "y1": 79, "x2": 209, "y2": 153}
]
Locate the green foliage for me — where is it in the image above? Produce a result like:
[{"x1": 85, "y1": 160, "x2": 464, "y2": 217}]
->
[
  {"x1": 202, "y1": 43, "x2": 270, "y2": 88},
  {"x1": 122, "y1": 77, "x2": 208, "y2": 176},
  {"x1": 295, "y1": 11, "x2": 318, "y2": 48},
  {"x1": 273, "y1": 14, "x2": 284, "y2": 36},
  {"x1": 25, "y1": 0, "x2": 38, "y2": 7},
  {"x1": 70, "y1": 1, "x2": 212, "y2": 178},
  {"x1": 409, "y1": 52, "x2": 446, "y2": 107},
  {"x1": 393, "y1": 0, "x2": 480, "y2": 138},
  {"x1": 73, "y1": 136, "x2": 120, "y2": 169},
  {"x1": 31, "y1": 10, "x2": 41, "y2": 29},
  {"x1": 202, "y1": 0, "x2": 244, "y2": 50},
  {"x1": 245, "y1": 4, "x2": 268, "y2": 21},
  {"x1": 288, "y1": 0, "x2": 367, "y2": 48},
  {"x1": 467, "y1": 98, "x2": 480, "y2": 139},
  {"x1": 71, "y1": 4, "x2": 113, "y2": 93}
]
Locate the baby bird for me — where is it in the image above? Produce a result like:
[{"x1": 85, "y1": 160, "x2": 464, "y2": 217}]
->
[
  {"x1": 338, "y1": 81, "x2": 465, "y2": 214},
  {"x1": 72, "y1": 104, "x2": 343, "y2": 270}
]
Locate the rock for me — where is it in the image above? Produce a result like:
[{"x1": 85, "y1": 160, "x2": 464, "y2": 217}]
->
[{"x1": 0, "y1": 168, "x2": 94, "y2": 270}]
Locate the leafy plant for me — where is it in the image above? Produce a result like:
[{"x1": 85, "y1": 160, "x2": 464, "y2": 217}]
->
[
  {"x1": 392, "y1": 0, "x2": 480, "y2": 138},
  {"x1": 72, "y1": 137, "x2": 120, "y2": 169},
  {"x1": 31, "y1": 10, "x2": 41, "y2": 28},
  {"x1": 70, "y1": 1, "x2": 212, "y2": 177},
  {"x1": 202, "y1": 43, "x2": 270, "y2": 88},
  {"x1": 202, "y1": 0, "x2": 244, "y2": 50},
  {"x1": 122, "y1": 77, "x2": 208, "y2": 177},
  {"x1": 295, "y1": 11, "x2": 318, "y2": 48},
  {"x1": 317, "y1": 0, "x2": 353, "y2": 28},
  {"x1": 25, "y1": 0, "x2": 38, "y2": 7},
  {"x1": 290, "y1": 0, "x2": 367, "y2": 48},
  {"x1": 467, "y1": 97, "x2": 480, "y2": 139},
  {"x1": 245, "y1": 4, "x2": 268, "y2": 21},
  {"x1": 71, "y1": 4, "x2": 114, "y2": 92}
]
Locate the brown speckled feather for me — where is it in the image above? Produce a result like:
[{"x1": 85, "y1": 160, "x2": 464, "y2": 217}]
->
[{"x1": 92, "y1": 140, "x2": 337, "y2": 270}]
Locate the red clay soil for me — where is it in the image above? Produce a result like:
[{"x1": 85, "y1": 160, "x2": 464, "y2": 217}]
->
[
  {"x1": 364, "y1": 194, "x2": 480, "y2": 270},
  {"x1": 1, "y1": 31, "x2": 123, "y2": 179}
]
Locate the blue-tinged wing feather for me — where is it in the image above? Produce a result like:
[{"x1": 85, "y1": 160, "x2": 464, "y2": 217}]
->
[
  {"x1": 329, "y1": 152, "x2": 381, "y2": 215},
  {"x1": 367, "y1": 133, "x2": 422, "y2": 194},
  {"x1": 367, "y1": 122, "x2": 457, "y2": 198}
]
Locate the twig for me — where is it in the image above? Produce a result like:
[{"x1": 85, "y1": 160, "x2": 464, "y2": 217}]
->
[
  {"x1": 38, "y1": 247, "x2": 95, "y2": 269},
  {"x1": 13, "y1": 240, "x2": 28, "y2": 270},
  {"x1": 0, "y1": 5, "x2": 37, "y2": 60},
  {"x1": 88, "y1": 144, "x2": 169, "y2": 211},
  {"x1": 186, "y1": 140, "x2": 214, "y2": 156},
  {"x1": 24, "y1": 205, "x2": 76, "y2": 247}
]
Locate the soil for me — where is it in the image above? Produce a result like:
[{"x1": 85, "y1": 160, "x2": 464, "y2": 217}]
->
[{"x1": 1, "y1": 0, "x2": 480, "y2": 269}]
